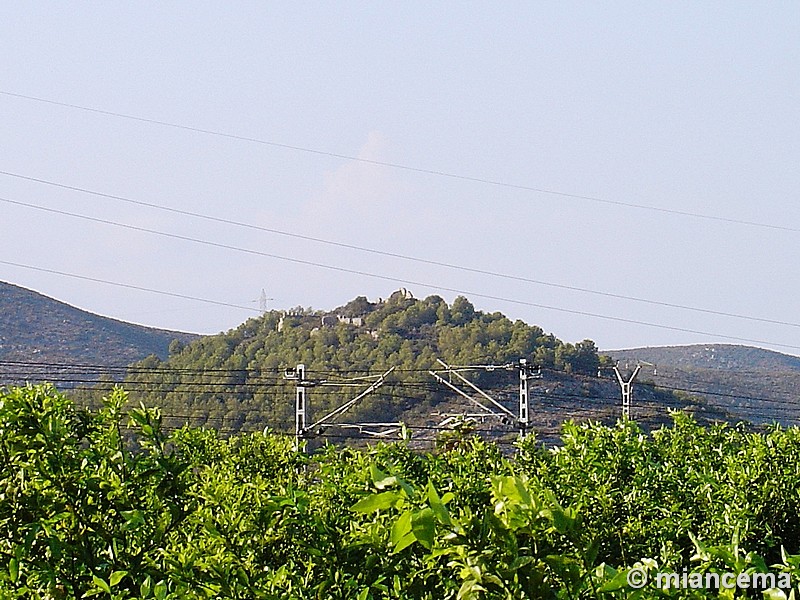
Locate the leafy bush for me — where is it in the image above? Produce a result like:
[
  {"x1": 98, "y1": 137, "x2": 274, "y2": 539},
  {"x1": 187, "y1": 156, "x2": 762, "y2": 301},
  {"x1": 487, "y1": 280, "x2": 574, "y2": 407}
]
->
[{"x1": 2, "y1": 385, "x2": 800, "y2": 599}]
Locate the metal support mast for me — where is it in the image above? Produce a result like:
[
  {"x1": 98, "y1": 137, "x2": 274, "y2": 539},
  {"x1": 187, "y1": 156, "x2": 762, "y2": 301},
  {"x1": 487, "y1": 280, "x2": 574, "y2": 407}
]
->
[
  {"x1": 613, "y1": 363, "x2": 641, "y2": 419},
  {"x1": 519, "y1": 359, "x2": 529, "y2": 435},
  {"x1": 517, "y1": 359, "x2": 541, "y2": 436},
  {"x1": 430, "y1": 358, "x2": 540, "y2": 437},
  {"x1": 285, "y1": 363, "x2": 308, "y2": 451}
]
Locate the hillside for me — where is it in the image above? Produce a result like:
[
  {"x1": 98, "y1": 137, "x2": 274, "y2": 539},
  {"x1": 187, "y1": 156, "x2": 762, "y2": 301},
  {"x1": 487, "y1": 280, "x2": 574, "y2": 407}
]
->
[
  {"x1": 0, "y1": 282, "x2": 747, "y2": 442},
  {"x1": 607, "y1": 344, "x2": 800, "y2": 372},
  {"x1": 606, "y1": 344, "x2": 800, "y2": 425},
  {"x1": 0, "y1": 281, "x2": 198, "y2": 384},
  {"x1": 124, "y1": 290, "x2": 734, "y2": 445}
]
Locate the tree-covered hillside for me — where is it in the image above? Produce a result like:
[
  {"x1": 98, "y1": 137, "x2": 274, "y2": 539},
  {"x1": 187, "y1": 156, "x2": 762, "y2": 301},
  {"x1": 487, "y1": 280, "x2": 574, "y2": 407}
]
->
[
  {"x1": 122, "y1": 291, "x2": 728, "y2": 440},
  {"x1": 151, "y1": 291, "x2": 602, "y2": 376},
  {"x1": 123, "y1": 291, "x2": 605, "y2": 436}
]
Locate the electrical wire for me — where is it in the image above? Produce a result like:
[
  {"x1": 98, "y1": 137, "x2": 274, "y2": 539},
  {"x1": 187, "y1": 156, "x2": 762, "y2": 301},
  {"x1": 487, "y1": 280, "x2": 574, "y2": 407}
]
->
[
  {"x1": 6, "y1": 358, "x2": 800, "y2": 411},
  {"x1": 6, "y1": 348, "x2": 800, "y2": 443},
  {"x1": 0, "y1": 358, "x2": 285, "y2": 377},
  {"x1": 634, "y1": 370, "x2": 800, "y2": 408},
  {"x1": 4, "y1": 169, "x2": 799, "y2": 331},
  {"x1": 4, "y1": 195, "x2": 800, "y2": 352},
  {"x1": 4, "y1": 379, "x2": 792, "y2": 431},
  {"x1": 0, "y1": 258, "x2": 259, "y2": 314},
  {"x1": 2, "y1": 89, "x2": 798, "y2": 234}
]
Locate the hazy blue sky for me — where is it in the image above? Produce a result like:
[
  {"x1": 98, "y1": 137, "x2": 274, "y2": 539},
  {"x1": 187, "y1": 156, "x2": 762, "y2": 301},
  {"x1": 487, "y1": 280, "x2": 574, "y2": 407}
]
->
[{"x1": 1, "y1": 2, "x2": 799, "y2": 355}]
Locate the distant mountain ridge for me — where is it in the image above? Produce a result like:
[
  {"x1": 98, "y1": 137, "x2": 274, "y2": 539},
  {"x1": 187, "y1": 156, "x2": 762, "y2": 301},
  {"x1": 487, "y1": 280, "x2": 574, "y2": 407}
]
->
[
  {"x1": 0, "y1": 281, "x2": 198, "y2": 370},
  {"x1": 605, "y1": 344, "x2": 800, "y2": 425},
  {"x1": 606, "y1": 344, "x2": 800, "y2": 372}
]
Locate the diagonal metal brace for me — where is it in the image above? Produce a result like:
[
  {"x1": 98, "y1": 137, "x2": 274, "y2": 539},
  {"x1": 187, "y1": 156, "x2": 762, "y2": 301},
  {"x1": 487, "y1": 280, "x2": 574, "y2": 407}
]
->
[
  {"x1": 431, "y1": 358, "x2": 517, "y2": 420},
  {"x1": 308, "y1": 367, "x2": 395, "y2": 431}
]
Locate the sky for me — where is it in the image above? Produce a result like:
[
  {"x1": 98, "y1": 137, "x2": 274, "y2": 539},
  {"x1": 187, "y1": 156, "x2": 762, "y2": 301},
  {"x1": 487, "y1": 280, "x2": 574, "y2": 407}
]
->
[{"x1": 1, "y1": 2, "x2": 799, "y2": 355}]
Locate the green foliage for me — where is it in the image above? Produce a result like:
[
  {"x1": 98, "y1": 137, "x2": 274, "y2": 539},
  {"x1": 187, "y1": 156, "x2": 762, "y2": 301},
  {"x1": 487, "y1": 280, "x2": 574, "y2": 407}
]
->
[
  {"x1": 3, "y1": 385, "x2": 800, "y2": 598},
  {"x1": 0, "y1": 384, "x2": 188, "y2": 598},
  {"x1": 516, "y1": 413, "x2": 800, "y2": 577}
]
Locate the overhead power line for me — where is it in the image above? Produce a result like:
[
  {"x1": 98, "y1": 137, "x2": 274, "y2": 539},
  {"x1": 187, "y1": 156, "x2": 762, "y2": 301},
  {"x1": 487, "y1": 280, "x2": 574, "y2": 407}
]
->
[
  {"x1": 6, "y1": 368, "x2": 796, "y2": 431},
  {"x1": 3, "y1": 169, "x2": 799, "y2": 331},
  {"x1": 0, "y1": 257, "x2": 260, "y2": 314},
  {"x1": 2, "y1": 89, "x2": 798, "y2": 234},
  {"x1": 0, "y1": 358, "x2": 284, "y2": 377},
  {"x1": 3, "y1": 195, "x2": 800, "y2": 352},
  {"x1": 5, "y1": 358, "x2": 800, "y2": 413}
]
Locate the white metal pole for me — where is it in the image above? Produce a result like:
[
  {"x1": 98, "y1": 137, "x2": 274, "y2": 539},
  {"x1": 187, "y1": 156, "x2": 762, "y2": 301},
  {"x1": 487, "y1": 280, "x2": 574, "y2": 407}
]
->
[{"x1": 295, "y1": 363, "x2": 306, "y2": 452}]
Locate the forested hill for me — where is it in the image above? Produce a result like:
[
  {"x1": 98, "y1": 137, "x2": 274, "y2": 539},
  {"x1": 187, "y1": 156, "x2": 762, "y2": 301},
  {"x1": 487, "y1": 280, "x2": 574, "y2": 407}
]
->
[
  {"x1": 126, "y1": 291, "x2": 732, "y2": 441},
  {"x1": 0, "y1": 281, "x2": 198, "y2": 373},
  {"x1": 155, "y1": 291, "x2": 603, "y2": 377}
]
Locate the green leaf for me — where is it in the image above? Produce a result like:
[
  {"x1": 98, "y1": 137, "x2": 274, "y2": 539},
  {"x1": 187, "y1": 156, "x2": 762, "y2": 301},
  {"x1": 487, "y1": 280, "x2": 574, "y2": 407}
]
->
[
  {"x1": 153, "y1": 580, "x2": 167, "y2": 600},
  {"x1": 411, "y1": 508, "x2": 436, "y2": 550},
  {"x1": 371, "y1": 464, "x2": 397, "y2": 490},
  {"x1": 391, "y1": 511, "x2": 413, "y2": 546},
  {"x1": 513, "y1": 476, "x2": 534, "y2": 507},
  {"x1": 597, "y1": 567, "x2": 630, "y2": 592},
  {"x1": 393, "y1": 532, "x2": 417, "y2": 553},
  {"x1": 544, "y1": 554, "x2": 582, "y2": 587},
  {"x1": 427, "y1": 480, "x2": 452, "y2": 526},
  {"x1": 204, "y1": 520, "x2": 221, "y2": 537},
  {"x1": 396, "y1": 477, "x2": 415, "y2": 497},
  {"x1": 548, "y1": 505, "x2": 578, "y2": 535},
  {"x1": 509, "y1": 556, "x2": 535, "y2": 570},
  {"x1": 351, "y1": 491, "x2": 401, "y2": 513},
  {"x1": 391, "y1": 511, "x2": 418, "y2": 553},
  {"x1": 92, "y1": 575, "x2": 111, "y2": 595},
  {"x1": 109, "y1": 571, "x2": 127, "y2": 587},
  {"x1": 129, "y1": 408, "x2": 148, "y2": 427},
  {"x1": 121, "y1": 509, "x2": 145, "y2": 530},
  {"x1": 8, "y1": 558, "x2": 18, "y2": 583},
  {"x1": 457, "y1": 579, "x2": 487, "y2": 600},
  {"x1": 140, "y1": 575, "x2": 152, "y2": 598}
]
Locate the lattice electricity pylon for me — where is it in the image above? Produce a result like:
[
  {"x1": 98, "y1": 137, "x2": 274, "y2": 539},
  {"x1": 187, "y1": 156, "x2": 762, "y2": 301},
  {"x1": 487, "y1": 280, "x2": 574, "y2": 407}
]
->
[
  {"x1": 284, "y1": 364, "x2": 398, "y2": 451},
  {"x1": 429, "y1": 358, "x2": 541, "y2": 436}
]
